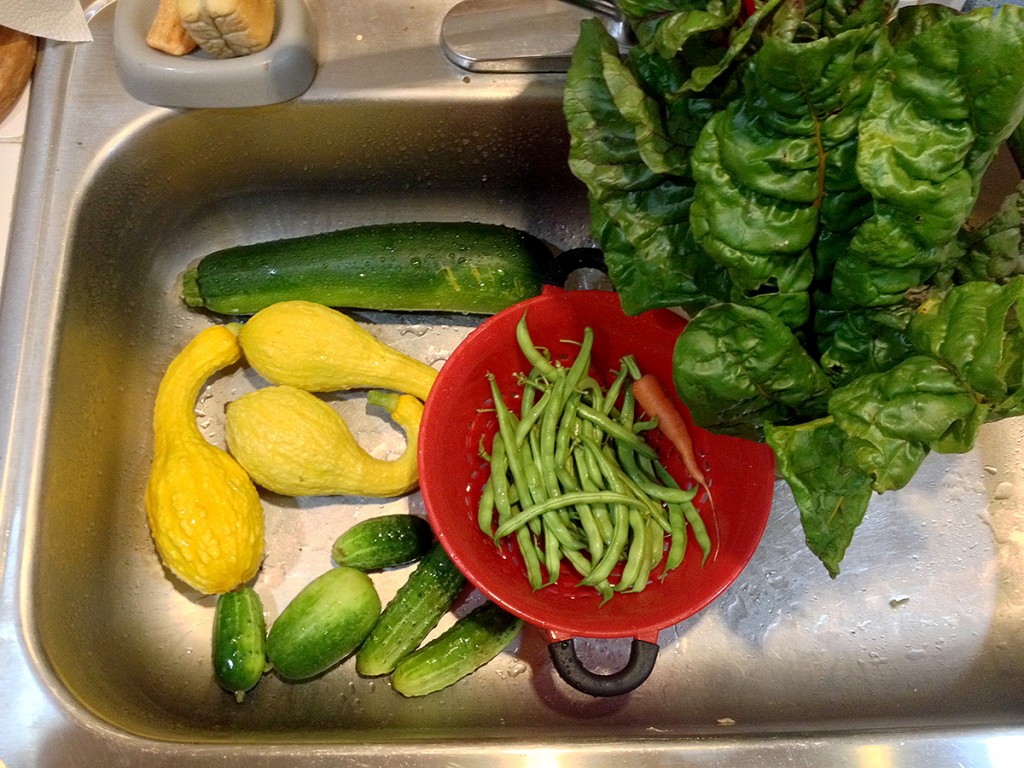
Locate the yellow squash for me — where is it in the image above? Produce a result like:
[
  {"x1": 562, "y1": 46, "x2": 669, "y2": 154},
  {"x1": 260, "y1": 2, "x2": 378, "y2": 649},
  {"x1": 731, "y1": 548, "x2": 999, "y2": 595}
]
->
[
  {"x1": 237, "y1": 301, "x2": 438, "y2": 401},
  {"x1": 146, "y1": 325, "x2": 265, "y2": 594},
  {"x1": 225, "y1": 385, "x2": 422, "y2": 497}
]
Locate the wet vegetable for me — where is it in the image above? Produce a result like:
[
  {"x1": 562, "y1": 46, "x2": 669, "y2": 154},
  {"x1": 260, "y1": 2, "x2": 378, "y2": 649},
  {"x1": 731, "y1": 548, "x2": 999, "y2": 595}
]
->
[
  {"x1": 145, "y1": 325, "x2": 265, "y2": 594},
  {"x1": 391, "y1": 601, "x2": 523, "y2": 698},
  {"x1": 237, "y1": 300, "x2": 438, "y2": 402},
  {"x1": 182, "y1": 221, "x2": 553, "y2": 316},
  {"x1": 226, "y1": 386, "x2": 423, "y2": 498},
  {"x1": 564, "y1": 0, "x2": 1024, "y2": 575},
  {"x1": 266, "y1": 567, "x2": 381, "y2": 681},
  {"x1": 213, "y1": 587, "x2": 267, "y2": 702},
  {"x1": 332, "y1": 514, "x2": 435, "y2": 571},
  {"x1": 355, "y1": 542, "x2": 466, "y2": 677}
]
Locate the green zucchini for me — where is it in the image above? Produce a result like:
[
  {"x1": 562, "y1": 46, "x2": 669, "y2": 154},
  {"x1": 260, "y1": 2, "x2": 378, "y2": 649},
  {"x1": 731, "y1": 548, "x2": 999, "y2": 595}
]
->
[
  {"x1": 266, "y1": 567, "x2": 381, "y2": 681},
  {"x1": 181, "y1": 221, "x2": 554, "y2": 316},
  {"x1": 212, "y1": 586, "x2": 267, "y2": 702},
  {"x1": 355, "y1": 542, "x2": 466, "y2": 677},
  {"x1": 332, "y1": 514, "x2": 435, "y2": 572},
  {"x1": 391, "y1": 601, "x2": 523, "y2": 697}
]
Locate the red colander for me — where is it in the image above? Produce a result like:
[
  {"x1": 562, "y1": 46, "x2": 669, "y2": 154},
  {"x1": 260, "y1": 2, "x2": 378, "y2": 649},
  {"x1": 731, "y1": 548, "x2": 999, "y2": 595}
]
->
[{"x1": 418, "y1": 286, "x2": 775, "y2": 696}]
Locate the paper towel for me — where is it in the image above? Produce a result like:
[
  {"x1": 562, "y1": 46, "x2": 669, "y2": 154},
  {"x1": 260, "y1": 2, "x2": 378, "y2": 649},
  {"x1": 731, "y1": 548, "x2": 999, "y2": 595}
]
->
[{"x1": 0, "y1": 0, "x2": 92, "y2": 43}]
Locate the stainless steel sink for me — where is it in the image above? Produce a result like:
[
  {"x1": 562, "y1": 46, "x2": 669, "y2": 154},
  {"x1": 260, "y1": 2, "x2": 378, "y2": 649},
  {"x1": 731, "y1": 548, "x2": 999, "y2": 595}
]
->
[{"x1": 2, "y1": 1, "x2": 1023, "y2": 765}]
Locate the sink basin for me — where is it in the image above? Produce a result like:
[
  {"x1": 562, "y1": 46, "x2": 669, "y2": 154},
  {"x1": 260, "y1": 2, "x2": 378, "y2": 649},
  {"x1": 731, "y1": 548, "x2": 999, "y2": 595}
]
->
[{"x1": 2, "y1": 1, "x2": 1023, "y2": 765}]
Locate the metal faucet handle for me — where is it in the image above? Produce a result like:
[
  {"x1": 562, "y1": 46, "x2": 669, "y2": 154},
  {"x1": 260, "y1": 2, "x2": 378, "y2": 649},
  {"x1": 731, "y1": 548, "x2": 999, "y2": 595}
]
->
[
  {"x1": 440, "y1": 0, "x2": 633, "y2": 74},
  {"x1": 558, "y1": 0, "x2": 622, "y2": 17}
]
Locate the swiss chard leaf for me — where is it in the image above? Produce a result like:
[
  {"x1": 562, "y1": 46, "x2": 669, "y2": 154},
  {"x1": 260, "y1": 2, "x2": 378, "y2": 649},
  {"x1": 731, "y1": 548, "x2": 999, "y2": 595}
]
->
[
  {"x1": 688, "y1": 21, "x2": 891, "y2": 326},
  {"x1": 829, "y1": 4, "x2": 1024, "y2": 307},
  {"x1": 815, "y1": 304, "x2": 916, "y2": 386},
  {"x1": 764, "y1": 417, "x2": 874, "y2": 578},
  {"x1": 828, "y1": 356, "x2": 985, "y2": 490},
  {"x1": 565, "y1": 20, "x2": 714, "y2": 313},
  {"x1": 909, "y1": 276, "x2": 1024, "y2": 413},
  {"x1": 625, "y1": 0, "x2": 786, "y2": 96},
  {"x1": 673, "y1": 302, "x2": 832, "y2": 435},
  {"x1": 955, "y1": 179, "x2": 1024, "y2": 284}
]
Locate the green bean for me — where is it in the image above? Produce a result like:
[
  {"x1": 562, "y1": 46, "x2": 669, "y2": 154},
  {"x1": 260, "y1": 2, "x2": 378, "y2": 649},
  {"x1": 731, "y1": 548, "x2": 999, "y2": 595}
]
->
[
  {"x1": 555, "y1": 462, "x2": 604, "y2": 561},
  {"x1": 616, "y1": 441, "x2": 698, "y2": 507},
  {"x1": 632, "y1": 418, "x2": 658, "y2": 434},
  {"x1": 584, "y1": 440, "x2": 669, "y2": 531},
  {"x1": 621, "y1": 354, "x2": 642, "y2": 381},
  {"x1": 539, "y1": 374, "x2": 569, "y2": 498},
  {"x1": 682, "y1": 501, "x2": 712, "y2": 565},
  {"x1": 514, "y1": 385, "x2": 553, "y2": 447},
  {"x1": 563, "y1": 326, "x2": 594, "y2": 393},
  {"x1": 634, "y1": 517, "x2": 665, "y2": 591},
  {"x1": 487, "y1": 374, "x2": 532, "y2": 497},
  {"x1": 523, "y1": 458, "x2": 548, "y2": 506},
  {"x1": 662, "y1": 500, "x2": 687, "y2": 577},
  {"x1": 492, "y1": 491, "x2": 647, "y2": 541},
  {"x1": 485, "y1": 436, "x2": 510, "y2": 527},
  {"x1": 522, "y1": 442, "x2": 547, "y2": 536},
  {"x1": 579, "y1": 502, "x2": 630, "y2": 587},
  {"x1": 553, "y1": 391, "x2": 581, "y2": 471},
  {"x1": 573, "y1": 447, "x2": 614, "y2": 545},
  {"x1": 515, "y1": 526, "x2": 544, "y2": 590},
  {"x1": 603, "y1": 364, "x2": 631, "y2": 417},
  {"x1": 515, "y1": 312, "x2": 558, "y2": 378},
  {"x1": 576, "y1": 404, "x2": 657, "y2": 459},
  {"x1": 614, "y1": 509, "x2": 648, "y2": 592},
  {"x1": 542, "y1": 519, "x2": 562, "y2": 585},
  {"x1": 477, "y1": 476, "x2": 496, "y2": 533},
  {"x1": 542, "y1": 508, "x2": 586, "y2": 552},
  {"x1": 577, "y1": 375, "x2": 604, "y2": 405}
]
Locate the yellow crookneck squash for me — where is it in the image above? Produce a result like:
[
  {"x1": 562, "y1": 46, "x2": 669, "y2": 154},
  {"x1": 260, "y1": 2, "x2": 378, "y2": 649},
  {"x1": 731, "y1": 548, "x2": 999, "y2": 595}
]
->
[
  {"x1": 237, "y1": 300, "x2": 438, "y2": 401},
  {"x1": 145, "y1": 324, "x2": 265, "y2": 594},
  {"x1": 225, "y1": 385, "x2": 423, "y2": 498}
]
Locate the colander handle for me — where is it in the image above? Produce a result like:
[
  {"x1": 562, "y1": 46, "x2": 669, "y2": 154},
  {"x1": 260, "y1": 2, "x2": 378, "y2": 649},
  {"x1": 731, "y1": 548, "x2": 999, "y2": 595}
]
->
[{"x1": 548, "y1": 638, "x2": 659, "y2": 697}]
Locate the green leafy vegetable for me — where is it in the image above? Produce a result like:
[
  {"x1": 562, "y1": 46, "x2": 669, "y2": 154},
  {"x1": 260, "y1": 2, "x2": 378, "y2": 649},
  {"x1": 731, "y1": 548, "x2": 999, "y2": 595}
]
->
[
  {"x1": 672, "y1": 303, "x2": 832, "y2": 436},
  {"x1": 565, "y1": 0, "x2": 1024, "y2": 574},
  {"x1": 764, "y1": 417, "x2": 873, "y2": 577}
]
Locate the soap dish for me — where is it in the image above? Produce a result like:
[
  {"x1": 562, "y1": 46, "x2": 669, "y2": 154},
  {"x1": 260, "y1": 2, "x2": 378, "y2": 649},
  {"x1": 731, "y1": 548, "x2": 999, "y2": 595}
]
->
[{"x1": 114, "y1": 0, "x2": 319, "y2": 109}]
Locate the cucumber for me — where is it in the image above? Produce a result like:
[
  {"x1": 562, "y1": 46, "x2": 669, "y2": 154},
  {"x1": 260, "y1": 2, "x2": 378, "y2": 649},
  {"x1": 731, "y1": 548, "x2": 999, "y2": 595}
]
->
[
  {"x1": 332, "y1": 514, "x2": 435, "y2": 571},
  {"x1": 181, "y1": 221, "x2": 554, "y2": 315},
  {"x1": 266, "y1": 567, "x2": 381, "y2": 681},
  {"x1": 355, "y1": 542, "x2": 466, "y2": 677},
  {"x1": 212, "y1": 587, "x2": 267, "y2": 702},
  {"x1": 391, "y1": 601, "x2": 523, "y2": 697}
]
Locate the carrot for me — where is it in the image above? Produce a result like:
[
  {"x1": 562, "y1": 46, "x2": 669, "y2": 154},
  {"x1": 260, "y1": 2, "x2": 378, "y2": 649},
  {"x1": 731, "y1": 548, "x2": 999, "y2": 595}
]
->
[
  {"x1": 631, "y1": 373, "x2": 706, "y2": 488},
  {"x1": 631, "y1": 371, "x2": 720, "y2": 562}
]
